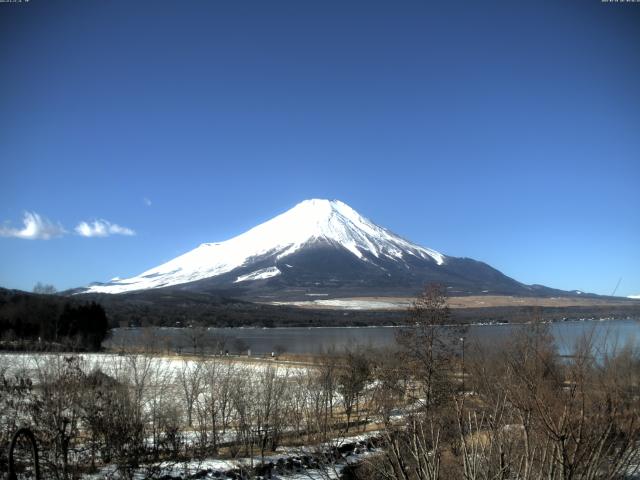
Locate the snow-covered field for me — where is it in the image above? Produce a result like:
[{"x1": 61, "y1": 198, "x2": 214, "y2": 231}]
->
[
  {"x1": 271, "y1": 298, "x2": 411, "y2": 310},
  {"x1": 0, "y1": 352, "x2": 306, "y2": 384},
  {"x1": 1, "y1": 351, "x2": 375, "y2": 479}
]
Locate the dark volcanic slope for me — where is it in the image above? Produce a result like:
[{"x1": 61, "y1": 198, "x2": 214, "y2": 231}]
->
[{"x1": 164, "y1": 241, "x2": 567, "y2": 301}]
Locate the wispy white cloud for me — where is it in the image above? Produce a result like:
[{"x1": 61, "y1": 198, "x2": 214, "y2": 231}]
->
[
  {"x1": 143, "y1": 197, "x2": 152, "y2": 207},
  {"x1": 0, "y1": 212, "x2": 66, "y2": 240},
  {"x1": 75, "y1": 219, "x2": 136, "y2": 237},
  {"x1": 629, "y1": 294, "x2": 640, "y2": 299}
]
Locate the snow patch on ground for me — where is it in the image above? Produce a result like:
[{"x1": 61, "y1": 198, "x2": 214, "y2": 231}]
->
[
  {"x1": 84, "y1": 431, "x2": 381, "y2": 479},
  {"x1": 0, "y1": 353, "x2": 306, "y2": 384},
  {"x1": 271, "y1": 298, "x2": 411, "y2": 310}
]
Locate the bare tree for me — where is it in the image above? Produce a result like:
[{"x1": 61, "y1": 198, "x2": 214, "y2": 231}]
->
[
  {"x1": 460, "y1": 320, "x2": 640, "y2": 480},
  {"x1": 397, "y1": 283, "x2": 461, "y2": 409},
  {"x1": 145, "y1": 359, "x2": 176, "y2": 457},
  {"x1": 33, "y1": 282, "x2": 57, "y2": 295},
  {"x1": 337, "y1": 347, "x2": 371, "y2": 433},
  {"x1": 230, "y1": 374, "x2": 256, "y2": 468},
  {"x1": 314, "y1": 350, "x2": 339, "y2": 441},
  {"x1": 368, "y1": 415, "x2": 442, "y2": 480},
  {"x1": 177, "y1": 358, "x2": 203, "y2": 428},
  {"x1": 0, "y1": 358, "x2": 34, "y2": 474},
  {"x1": 30, "y1": 355, "x2": 85, "y2": 479},
  {"x1": 254, "y1": 365, "x2": 289, "y2": 462}
]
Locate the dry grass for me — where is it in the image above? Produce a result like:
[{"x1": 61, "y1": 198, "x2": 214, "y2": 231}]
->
[{"x1": 274, "y1": 295, "x2": 638, "y2": 310}]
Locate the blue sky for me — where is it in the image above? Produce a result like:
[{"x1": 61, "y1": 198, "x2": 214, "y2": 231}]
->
[{"x1": 1, "y1": 0, "x2": 639, "y2": 296}]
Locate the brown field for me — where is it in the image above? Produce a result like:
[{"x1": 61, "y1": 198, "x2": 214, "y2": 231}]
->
[
  {"x1": 428, "y1": 295, "x2": 634, "y2": 309},
  {"x1": 272, "y1": 295, "x2": 639, "y2": 311}
]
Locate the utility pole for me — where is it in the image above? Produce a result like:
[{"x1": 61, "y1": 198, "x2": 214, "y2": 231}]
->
[
  {"x1": 611, "y1": 277, "x2": 622, "y2": 297},
  {"x1": 460, "y1": 336, "x2": 465, "y2": 395}
]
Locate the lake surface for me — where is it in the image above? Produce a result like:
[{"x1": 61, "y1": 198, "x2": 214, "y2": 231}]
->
[{"x1": 105, "y1": 318, "x2": 640, "y2": 357}]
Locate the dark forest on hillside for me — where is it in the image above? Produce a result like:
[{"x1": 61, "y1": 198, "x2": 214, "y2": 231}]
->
[{"x1": 0, "y1": 289, "x2": 109, "y2": 351}]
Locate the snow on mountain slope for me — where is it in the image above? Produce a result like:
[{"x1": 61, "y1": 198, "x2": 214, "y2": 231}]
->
[
  {"x1": 234, "y1": 267, "x2": 281, "y2": 283},
  {"x1": 629, "y1": 294, "x2": 640, "y2": 299},
  {"x1": 83, "y1": 199, "x2": 446, "y2": 294}
]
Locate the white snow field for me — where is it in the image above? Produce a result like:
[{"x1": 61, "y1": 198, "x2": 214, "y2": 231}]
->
[
  {"x1": 0, "y1": 352, "x2": 305, "y2": 384},
  {"x1": 271, "y1": 298, "x2": 412, "y2": 310}
]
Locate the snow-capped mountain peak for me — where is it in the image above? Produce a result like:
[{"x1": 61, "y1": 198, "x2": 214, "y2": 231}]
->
[{"x1": 82, "y1": 199, "x2": 446, "y2": 294}]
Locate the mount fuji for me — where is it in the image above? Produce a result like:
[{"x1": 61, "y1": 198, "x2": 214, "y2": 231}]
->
[{"x1": 79, "y1": 199, "x2": 567, "y2": 299}]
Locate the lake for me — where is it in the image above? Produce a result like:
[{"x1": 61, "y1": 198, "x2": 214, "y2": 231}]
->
[{"x1": 104, "y1": 318, "x2": 640, "y2": 357}]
